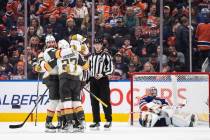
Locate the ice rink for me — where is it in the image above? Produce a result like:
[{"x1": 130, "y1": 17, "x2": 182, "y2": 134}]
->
[{"x1": 1, "y1": 122, "x2": 210, "y2": 140}]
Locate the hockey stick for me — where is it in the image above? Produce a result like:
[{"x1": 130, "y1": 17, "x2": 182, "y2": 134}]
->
[
  {"x1": 9, "y1": 88, "x2": 48, "y2": 129},
  {"x1": 35, "y1": 73, "x2": 40, "y2": 126},
  {"x1": 83, "y1": 87, "x2": 108, "y2": 108}
]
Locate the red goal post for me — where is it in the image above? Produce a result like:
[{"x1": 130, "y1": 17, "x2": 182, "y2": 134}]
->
[{"x1": 129, "y1": 72, "x2": 210, "y2": 127}]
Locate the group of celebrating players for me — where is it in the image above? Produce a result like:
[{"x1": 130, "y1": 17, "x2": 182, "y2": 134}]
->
[{"x1": 33, "y1": 34, "x2": 89, "y2": 133}]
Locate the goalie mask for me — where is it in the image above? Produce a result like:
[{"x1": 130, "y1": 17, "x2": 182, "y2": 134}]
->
[
  {"x1": 58, "y1": 39, "x2": 70, "y2": 49},
  {"x1": 149, "y1": 87, "x2": 157, "y2": 97}
]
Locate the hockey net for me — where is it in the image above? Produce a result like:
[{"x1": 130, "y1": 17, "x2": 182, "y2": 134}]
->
[{"x1": 129, "y1": 72, "x2": 210, "y2": 127}]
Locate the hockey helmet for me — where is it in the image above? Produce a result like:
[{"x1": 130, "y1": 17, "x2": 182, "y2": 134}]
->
[
  {"x1": 58, "y1": 39, "x2": 70, "y2": 49},
  {"x1": 71, "y1": 34, "x2": 87, "y2": 43},
  {"x1": 45, "y1": 35, "x2": 56, "y2": 44}
]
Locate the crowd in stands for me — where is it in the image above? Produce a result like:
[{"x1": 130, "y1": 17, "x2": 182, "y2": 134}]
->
[{"x1": 0, "y1": 0, "x2": 209, "y2": 80}]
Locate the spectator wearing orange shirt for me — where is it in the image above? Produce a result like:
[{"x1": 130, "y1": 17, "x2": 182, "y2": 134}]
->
[
  {"x1": 106, "y1": 6, "x2": 122, "y2": 27},
  {"x1": 97, "y1": 0, "x2": 110, "y2": 21},
  {"x1": 57, "y1": 1, "x2": 74, "y2": 20},
  {"x1": 195, "y1": 9, "x2": 210, "y2": 67},
  {"x1": 147, "y1": 4, "x2": 159, "y2": 28},
  {"x1": 36, "y1": 0, "x2": 60, "y2": 19},
  {"x1": 3, "y1": 1, "x2": 19, "y2": 29},
  {"x1": 119, "y1": 37, "x2": 134, "y2": 60},
  {"x1": 132, "y1": 0, "x2": 148, "y2": 18}
]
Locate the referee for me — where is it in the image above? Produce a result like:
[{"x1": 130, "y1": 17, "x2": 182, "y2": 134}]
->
[{"x1": 88, "y1": 37, "x2": 114, "y2": 129}]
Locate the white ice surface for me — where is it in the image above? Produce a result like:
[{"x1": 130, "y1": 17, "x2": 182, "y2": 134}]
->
[{"x1": 0, "y1": 122, "x2": 210, "y2": 140}]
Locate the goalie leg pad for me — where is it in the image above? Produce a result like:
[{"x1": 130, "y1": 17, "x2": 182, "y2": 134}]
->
[
  {"x1": 140, "y1": 112, "x2": 159, "y2": 127},
  {"x1": 150, "y1": 113, "x2": 160, "y2": 127},
  {"x1": 172, "y1": 112, "x2": 198, "y2": 127}
]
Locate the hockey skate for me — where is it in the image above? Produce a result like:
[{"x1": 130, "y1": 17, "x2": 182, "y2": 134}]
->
[
  {"x1": 104, "y1": 122, "x2": 112, "y2": 130},
  {"x1": 142, "y1": 114, "x2": 152, "y2": 127},
  {"x1": 77, "y1": 120, "x2": 86, "y2": 133},
  {"x1": 146, "y1": 114, "x2": 152, "y2": 127},
  {"x1": 57, "y1": 116, "x2": 67, "y2": 132},
  {"x1": 89, "y1": 122, "x2": 100, "y2": 130},
  {"x1": 56, "y1": 121, "x2": 62, "y2": 132},
  {"x1": 189, "y1": 114, "x2": 196, "y2": 127},
  {"x1": 73, "y1": 120, "x2": 85, "y2": 133},
  {"x1": 73, "y1": 120, "x2": 79, "y2": 132},
  {"x1": 45, "y1": 122, "x2": 57, "y2": 133},
  {"x1": 62, "y1": 122, "x2": 74, "y2": 133}
]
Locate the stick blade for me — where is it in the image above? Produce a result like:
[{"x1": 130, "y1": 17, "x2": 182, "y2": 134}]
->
[{"x1": 9, "y1": 123, "x2": 24, "y2": 129}]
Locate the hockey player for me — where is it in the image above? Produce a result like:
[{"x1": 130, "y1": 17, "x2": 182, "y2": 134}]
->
[
  {"x1": 71, "y1": 34, "x2": 87, "y2": 44},
  {"x1": 69, "y1": 35, "x2": 89, "y2": 131},
  {"x1": 70, "y1": 34, "x2": 89, "y2": 56},
  {"x1": 57, "y1": 39, "x2": 87, "y2": 132},
  {"x1": 139, "y1": 87, "x2": 198, "y2": 127},
  {"x1": 139, "y1": 87, "x2": 170, "y2": 127},
  {"x1": 33, "y1": 35, "x2": 62, "y2": 133},
  {"x1": 52, "y1": 39, "x2": 89, "y2": 133}
]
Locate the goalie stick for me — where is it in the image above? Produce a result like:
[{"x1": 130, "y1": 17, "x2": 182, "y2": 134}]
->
[{"x1": 9, "y1": 88, "x2": 48, "y2": 129}]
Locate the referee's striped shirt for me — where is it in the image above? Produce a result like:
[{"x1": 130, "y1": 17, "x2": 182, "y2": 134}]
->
[{"x1": 88, "y1": 51, "x2": 114, "y2": 78}]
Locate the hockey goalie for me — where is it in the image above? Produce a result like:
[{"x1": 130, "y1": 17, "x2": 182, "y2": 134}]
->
[{"x1": 139, "y1": 87, "x2": 198, "y2": 127}]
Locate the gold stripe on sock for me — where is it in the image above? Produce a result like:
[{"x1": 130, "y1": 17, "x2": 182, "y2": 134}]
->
[
  {"x1": 57, "y1": 111, "x2": 61, "y2": 117},
  {"x1": 64, "y1": 108, "x2": 73, "y2": 115},
  {"x1": 74, "y1": 106, "x2": 83, "y2": 113},
  {"x1": 47, "y1": 110, "x2": 55, "y2": 117}
]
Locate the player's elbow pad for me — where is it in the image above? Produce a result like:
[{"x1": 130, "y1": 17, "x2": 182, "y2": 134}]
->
[
  {"x1": 82, "y1": 62, "x2": 89, "y2": 71},
  {"x1": 40, "y1": 61, "x2": 52, "y2": 72},
  {"x1": 55, "y1": 50, "x2": 61, "y2": 58},
  {"x1": 34, "y1": 65, "x2": 42, "y2": 72}
]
